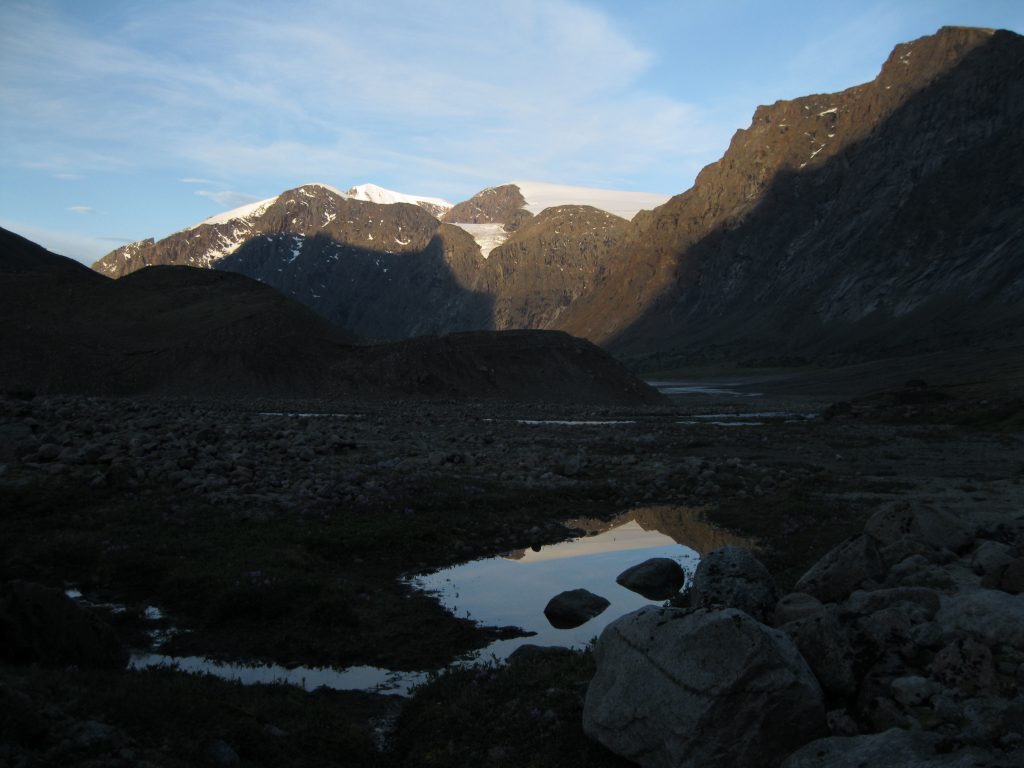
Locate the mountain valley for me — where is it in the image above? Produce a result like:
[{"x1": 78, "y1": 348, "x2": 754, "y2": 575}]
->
[{"x1": 3, "y1": 23, "x2": 1024, "y2": 768}]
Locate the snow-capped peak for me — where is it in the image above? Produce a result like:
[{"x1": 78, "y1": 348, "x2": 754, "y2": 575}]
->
[
  {"x1": 346, "y1": 183, "x2": 452, "y2": 213},
  {"x1": 297, "y1": 182, "x2": 349, "y2": 198},
  {"x1": 189, "y1": 195, "x2": 279, "y2": 230}
]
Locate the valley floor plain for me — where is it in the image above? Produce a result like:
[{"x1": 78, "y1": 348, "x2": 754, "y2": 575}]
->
[{"x1": 2, "y1": 363, "x2": 1023, "y2": 766}]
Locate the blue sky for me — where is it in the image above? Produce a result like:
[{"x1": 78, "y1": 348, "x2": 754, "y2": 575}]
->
[{"x1": 2, "y1": 0, "x2": 1023, "y2": 264}]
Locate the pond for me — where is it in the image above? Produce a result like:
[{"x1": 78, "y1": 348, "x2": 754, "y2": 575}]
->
[
  {"x1": 127, "y1": 506, "x2": 754, "y2": 695},
  {"x1": 408, "y1": 505, "x2": 755, "y2": 663}
]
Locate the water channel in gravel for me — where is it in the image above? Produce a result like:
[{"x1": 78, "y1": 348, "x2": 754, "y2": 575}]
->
[{"x1": 128, "y1": 506, "x2": 754, "y2": 696}]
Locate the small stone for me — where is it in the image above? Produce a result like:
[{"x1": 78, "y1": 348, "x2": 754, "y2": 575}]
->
[
  {"x1": 543, "y1": 589, "x2": 610, "y2": 629},
  {"x1": 970, "y1": 540, "x2": 1016, "y2": 576},
  {"x1": 616, "y1": 557, "x2": 686, "y2": 600},
  {"x1": 890, "y1": 675, "x2": 941, "y2": 707},
  {"x1": 930, "y1": 638, "x2": 997, "y2": 695},
  {"x1": 774, "y1": 592, "x2": 825, "y2": 626},
  {"x1": 826, "y1": 709, "x2": 859, "y2": 737}
]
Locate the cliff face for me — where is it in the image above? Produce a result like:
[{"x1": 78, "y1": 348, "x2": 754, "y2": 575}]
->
[
  {"x1": 478, "y1": 205, "x2": 629, "y2": 330},
  {"x1": 555, "y1": 27, "x2": 1024, "y2": 366}
]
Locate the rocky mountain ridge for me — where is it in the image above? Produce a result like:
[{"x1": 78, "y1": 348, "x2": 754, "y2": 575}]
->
[
  {"x1": 4, "y1": 226, "x2": 662, "y2": 404},
  {"x1": 554, "y1": 26, "x2": 1024, "y2": 367},
  {"x1": 93, "y1": 182, "x2": 650, "y2": 341},
  {"x1": 88, "y1": 27, "x2": 1024, "y2": 371}
]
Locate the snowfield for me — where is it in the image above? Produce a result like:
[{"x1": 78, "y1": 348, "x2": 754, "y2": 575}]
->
[
  {"x1": 346, "y1": 183, "x2": 452, "y2": 214},
  {"x1": 453, "y1": 223, "x2": 510, "y2": 258},
  {"x1": 512, "y1": 180, "x2": 671, "y2": 220}
]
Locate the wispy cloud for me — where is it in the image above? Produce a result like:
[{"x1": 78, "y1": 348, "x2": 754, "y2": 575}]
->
[
  {"x1": 179, "y1": 177, "x2": 217, "y2": 185},
  {"x1": 0, "y1": 0, "x2": 708, "y2": 193},
  {"x1": 0, "y1": 218, "x2": 123, "y2": 265},
  {"x1": 194, "y1": 190, "x2": 262, "y2": 208},
  {"x1": 53, "y1": 172, "x2": 84, "y2": 181},
  {"x1": 68, "y1": 205, "x2": 96, "y2": 214}
]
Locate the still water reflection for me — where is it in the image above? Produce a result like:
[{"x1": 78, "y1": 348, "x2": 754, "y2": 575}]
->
[
  {"x1": 409, "y1": 506, "x2": 755, "y2": 662},
  {"x1": 130, "y1": 507, "x2": 753, "y2": 695}
]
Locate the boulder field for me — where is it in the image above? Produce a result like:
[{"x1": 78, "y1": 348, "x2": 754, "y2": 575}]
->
[{"x1": 583, "y1": 503, "x2": 1024, "y2": 767}]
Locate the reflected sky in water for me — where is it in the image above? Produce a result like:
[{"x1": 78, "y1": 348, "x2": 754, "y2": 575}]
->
[
  {"x1": 129, "y1": 507, "x2": 753, "y2": 694},
  {"x1": 410, "y1": 517, "x2": 701, "y2": 661}
]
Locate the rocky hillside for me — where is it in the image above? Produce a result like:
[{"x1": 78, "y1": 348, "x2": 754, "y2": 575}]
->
[
  {"x1": 556, "y1": 27, "x2": 1024, "y2": 367},
  {"x1": 442, "y1": 184, "x2": 533, "y2": 227},
  {"x1": 95, "y1": 184, "x2": 491, "y2": 340},
  {"x1": 91, "y1": 181, "x2": 664, "y2": 342},
  {"x1": 480, "y1": 205, "x2": 630, "y2": 330},
  {"x1": 4, "y1": 227, "x2": 662, "y2": 404}
]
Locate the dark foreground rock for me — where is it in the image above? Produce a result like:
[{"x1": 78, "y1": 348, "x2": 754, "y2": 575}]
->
[
  {"x1": 689, "y1": 545, "x2": 778, "y2": 622},
  {"x1": 0, "y1": 581, "x2": 127, "y2": 669},
  {"x1": 614, "y1": 557, "x2": 686, "y2": 600},
  {"x1": 781, "y1": 728, "x2": 1014, "y2": 767},
  {"x1": 583, "y1": 605, "x2": 826, "y2": 768},
  {"x1": 772, "y1": 503, "x2": 1024, "y2": 765},
  {"x1": 543, "y1": 589, "x2": 611, "y2": 629}
]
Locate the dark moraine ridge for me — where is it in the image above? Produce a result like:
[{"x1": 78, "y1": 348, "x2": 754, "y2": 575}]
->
[{"x1": 1, "y1": 227, "x2": 662, "y2": 405}]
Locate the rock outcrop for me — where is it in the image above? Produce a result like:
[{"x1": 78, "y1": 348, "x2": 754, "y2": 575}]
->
[
  {"x1": 442, "y1": 184, "x2": 532, "y2": 229},
  {"x1": 480, "y1": 206, "x2": 629, "y2": 331},
  {"x1": 585, "y1": 500, "x2": 1024, "y2": 766},
  {"x1": 543, "y1": 589, "x2": 610, "y2": 629},
  {"x1": 583, "y1": 605, "x2": 826, "y2": 767},
  {"x1": 689, "y1": 544, "x2": 778, "y2": 622},
  {"x1": 614, "y1": 557, "x2": 686, "y2": 600}
]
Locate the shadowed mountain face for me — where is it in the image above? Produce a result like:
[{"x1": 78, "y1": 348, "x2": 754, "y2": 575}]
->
[
  {"x1": 1, "y1": 227, "x2": 663, "y2": 404},
  {"x1": 554, "y1": 27, "x2": 1024, "y2": 367},
  {"x1": 86, "y1": 27, "x2": 1023, "y2": 370}
]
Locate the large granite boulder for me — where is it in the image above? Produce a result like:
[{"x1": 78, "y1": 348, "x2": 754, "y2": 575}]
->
[
  {"x1": 0, "y1": 580, "x2": 127, "y2": 669},
  {"x1": 864, "y1": 505, "x2": 976, "y2": 564},
  {"x1": 615, "y1": 557, "x2": 686, "y2": 600},
  {"x1": 543, "y1": 588, "x2": 609, "y2": 629},
  {"x1": 689, "y1": 546, "x2": 777, "y2": 622},
  {"x1": 780, "y1": 606, "x2": 857, "y2": 697},
  {"x1": 935, "y1": 589, "x2": 1024, "y2": 647},
  {"x1": 795, "y1": 534, "x2": 886, "y2": 603},
  {"x1": 583, "y1": 606, "x2": 826, "y2": 767}
]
